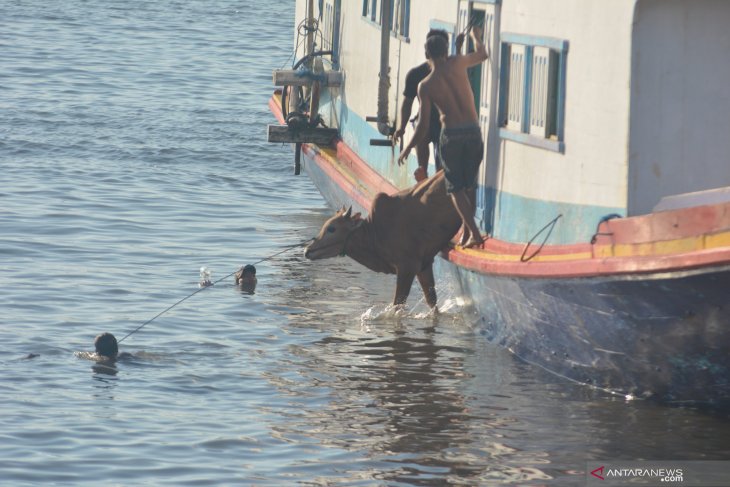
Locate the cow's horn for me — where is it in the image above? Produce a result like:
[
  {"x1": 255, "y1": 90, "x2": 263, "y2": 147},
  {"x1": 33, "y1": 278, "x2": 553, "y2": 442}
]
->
[{"x1": 344, "y1": 206, "x2": 352, "y2": 218}]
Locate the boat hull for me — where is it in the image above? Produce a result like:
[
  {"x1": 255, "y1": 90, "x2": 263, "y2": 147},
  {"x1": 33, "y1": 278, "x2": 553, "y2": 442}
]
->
[
  {"x1": 441, "y1": 259, "x2": 730, "y2": 405},
  {"x1": 299, "y1": 144, "x2": 371, "y2": 215}
]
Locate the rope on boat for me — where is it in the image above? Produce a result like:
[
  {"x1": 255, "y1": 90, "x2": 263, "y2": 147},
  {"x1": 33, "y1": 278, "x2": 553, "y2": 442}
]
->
[
  {"x1": 520, "y1": 214, "x2": 563, "y2": 262},
  {"x1": 590, "y1": 213, "x2": 623, "y2": 244},
  {"x1": 117, "y1": 238, "x2": 315, "y2": 344}
]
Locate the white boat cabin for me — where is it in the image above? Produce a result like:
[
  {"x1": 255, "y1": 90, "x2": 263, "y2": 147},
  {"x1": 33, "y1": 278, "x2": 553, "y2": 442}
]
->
[{"x1": 290, "y1": 0, "x2": 730, "y2": 245}]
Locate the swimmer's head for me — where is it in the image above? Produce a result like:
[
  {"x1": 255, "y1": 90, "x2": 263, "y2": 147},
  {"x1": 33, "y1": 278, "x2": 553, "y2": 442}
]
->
[
  {"x1": 94, "y1": 332, "x2": 118, "y2": 359},
  {"x1": 242, "y1": 264, "x2": 256, "y2": 277},
  {"x1": 235, "y1": 264, "x2": 257, "y2": 293}
]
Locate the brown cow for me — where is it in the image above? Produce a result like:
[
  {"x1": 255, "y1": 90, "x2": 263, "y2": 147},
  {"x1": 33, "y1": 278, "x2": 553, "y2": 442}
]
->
[{"x1": 304, "y1": 170, "x2": 461, "y2": 308}]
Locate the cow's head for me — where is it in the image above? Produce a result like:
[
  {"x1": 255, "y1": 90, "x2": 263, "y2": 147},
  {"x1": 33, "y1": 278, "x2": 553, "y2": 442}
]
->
[{"x1": 305, "y1": 206, "x2": 363, "y2": 260}]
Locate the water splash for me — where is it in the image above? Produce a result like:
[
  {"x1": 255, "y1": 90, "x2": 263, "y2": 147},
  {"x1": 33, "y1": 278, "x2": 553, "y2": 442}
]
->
[
  {"x1": 360, "y1": 303, "x2": 408, "y2": 326},
  {"x1": 358, "y1": 279, "x2": 474, "y2": 327},
  {"x1": 438, "y1": 295, "x2": 470, "y2": 314},
  {"x1": 199, "y1": 266, "x2": 212, "y2": 288}
]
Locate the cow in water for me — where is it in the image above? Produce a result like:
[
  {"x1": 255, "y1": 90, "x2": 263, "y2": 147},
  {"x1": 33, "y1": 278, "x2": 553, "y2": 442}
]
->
[{"x1": 304, "y1": 170, "x2": 461, "y2": 308}]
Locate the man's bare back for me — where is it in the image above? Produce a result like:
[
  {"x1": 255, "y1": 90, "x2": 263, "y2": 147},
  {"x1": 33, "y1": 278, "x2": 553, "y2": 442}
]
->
[
  {"x1": 398, "y1": 26, "x2": 486, "y2": 159},
  {"x1": 397, "y1": 27, "x2": 488, "y2": 248},
  {"x1": 420, "y1": 52, "x2": 482, "y2": 128}
]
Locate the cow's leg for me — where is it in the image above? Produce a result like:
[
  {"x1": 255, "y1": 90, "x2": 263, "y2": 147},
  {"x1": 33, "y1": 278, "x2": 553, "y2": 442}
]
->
[
  {"x1": 394, "y1": 268, "x2": 416, "y2": 306},
  {"x1": 416, "y1": 265, "x2": 437, "y2": 309}
]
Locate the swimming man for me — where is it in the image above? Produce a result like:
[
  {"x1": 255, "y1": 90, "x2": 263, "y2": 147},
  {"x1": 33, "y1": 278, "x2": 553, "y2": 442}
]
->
[
  {"x1": 94, "y1": 332, "x2": 122, "y2": 360},
  {"x1": 235, "y1": 264, "x2": 257, "y2": 294}
]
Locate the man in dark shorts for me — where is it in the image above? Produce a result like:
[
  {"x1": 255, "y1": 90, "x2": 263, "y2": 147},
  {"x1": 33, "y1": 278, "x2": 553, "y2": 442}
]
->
[
  {"x1": 393, "y1": 30, "x2": 449, "y2": 182},
  {"x1": 397, "y1": 26, "x2": 488, "y2": 248}
]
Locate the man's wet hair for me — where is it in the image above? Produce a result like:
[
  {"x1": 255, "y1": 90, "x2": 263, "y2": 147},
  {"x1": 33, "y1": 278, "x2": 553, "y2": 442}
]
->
[
  {"x1": 425, "y1": 32, "x2": 449, "y2": 59},
  {"x1": 242, "y1": 264, "x2": 256, "y2": 276},
  {"x1": 94, "y1": 332, "x2": 118, "y2": 358}
]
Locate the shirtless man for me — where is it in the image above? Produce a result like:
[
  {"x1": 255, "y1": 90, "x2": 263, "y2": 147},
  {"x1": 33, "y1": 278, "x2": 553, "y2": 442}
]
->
[
  {"x1": 397, "y1": 26, "x2": 488, "y2": 248},
  {"x1": 393, "y1": 31, "x2": 466, "y2": 182}
]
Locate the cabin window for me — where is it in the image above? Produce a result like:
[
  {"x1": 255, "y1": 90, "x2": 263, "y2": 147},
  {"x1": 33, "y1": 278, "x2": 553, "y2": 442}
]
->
[
  {"x1": 362, "y1": 0, "x2": 377, "y2": 22},
  {"x1": 391, "y1": 0, "x2": 410, "y2": 38},
  {"x1": 322, "y1": 0, "x2": 341, "y2": 65},
  {"x1": 498, "y1": 34, "x2": 568, "y2": 153},
  {"x1": 362, "y1": 0, "x2": 410, "y2": 39},
  {"x1": 529, "y1": 46, "x2": 559, "y2": 138}
]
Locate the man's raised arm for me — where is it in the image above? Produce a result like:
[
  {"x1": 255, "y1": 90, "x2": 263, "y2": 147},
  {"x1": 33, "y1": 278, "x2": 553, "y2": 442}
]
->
[{"x1": 460, "y1": 26, "x2": 488, "y2": 67}]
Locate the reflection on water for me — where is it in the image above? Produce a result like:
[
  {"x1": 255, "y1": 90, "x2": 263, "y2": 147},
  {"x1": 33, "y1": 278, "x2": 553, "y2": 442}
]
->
[
  {"x1": 92, "y1": 362, "x2": 119, "y2": 376},
  {"x1": 267, "y1": 281, "x2": 557, "y2": 484}
]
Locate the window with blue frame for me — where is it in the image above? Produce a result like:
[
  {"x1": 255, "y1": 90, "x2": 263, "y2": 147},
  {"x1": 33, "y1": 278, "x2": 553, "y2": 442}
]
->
[
  {"x1": 362, "y1": 0, "x2": 377, "y2": 21},
  {"x1": 498, "y1": 34, "x2": 568, "y2": 153},
  {"x1": 362, "y1": 0, "x2": 409, "y2": 39},
  {"x1": 390, "y1": 0, "x2": 410, "y2": 38},
  {"x1": 322, "y1": 0, "x2": 341, "y2": 65}
]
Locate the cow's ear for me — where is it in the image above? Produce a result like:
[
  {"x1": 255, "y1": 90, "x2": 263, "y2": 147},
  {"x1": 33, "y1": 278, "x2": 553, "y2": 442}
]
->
[
  {"x1": 339, "y1": 205, "x2": 347, "y2": 215},
  {"x1": 352, "y1": 212, "x2": 362, "y2": 221}
]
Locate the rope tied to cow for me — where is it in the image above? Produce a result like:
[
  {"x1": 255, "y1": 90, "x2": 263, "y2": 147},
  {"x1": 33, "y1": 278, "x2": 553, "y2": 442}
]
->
[
  {"x1": 339, "y1": 226, "x2": 360, "y2": 256},
  {"x1": 117, "y1": 237, "x2": 314, "y2": 344}
]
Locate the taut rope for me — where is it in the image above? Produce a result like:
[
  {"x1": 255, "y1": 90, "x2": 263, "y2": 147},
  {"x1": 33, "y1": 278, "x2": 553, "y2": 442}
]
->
[{"x1": 117, "y1": 238, "x2": 314, "y2": 343}]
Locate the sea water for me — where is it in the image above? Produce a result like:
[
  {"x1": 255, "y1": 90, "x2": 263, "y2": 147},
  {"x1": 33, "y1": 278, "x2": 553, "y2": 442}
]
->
[{"x1": 1, "y1": 0, "x2": 729, "y2": 485}]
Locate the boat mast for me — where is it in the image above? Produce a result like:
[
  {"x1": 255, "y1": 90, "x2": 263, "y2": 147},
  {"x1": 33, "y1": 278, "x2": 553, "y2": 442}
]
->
[
  {"x1": 303, "y1": 0, "x2": 316, "y2": 100},
  {"x1": 305, "y1": 0, "x2": 315, "y2": 69}
]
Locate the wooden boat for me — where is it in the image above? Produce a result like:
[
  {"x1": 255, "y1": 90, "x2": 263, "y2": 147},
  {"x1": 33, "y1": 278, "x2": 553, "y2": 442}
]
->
[{"x1": 268, "y1": 0, "x2": 730, "y2": 405}]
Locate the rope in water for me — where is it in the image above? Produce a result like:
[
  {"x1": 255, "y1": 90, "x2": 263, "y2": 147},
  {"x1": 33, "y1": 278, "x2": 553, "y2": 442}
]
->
[{"x1": 117, "y1": 237, "x2": 314, "y2": 344}]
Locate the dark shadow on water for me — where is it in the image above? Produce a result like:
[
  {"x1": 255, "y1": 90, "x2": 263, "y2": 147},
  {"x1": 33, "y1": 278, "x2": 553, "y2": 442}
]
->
[{"x1": 236, "y1": 283, "x2": 256, "y2": 295}]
